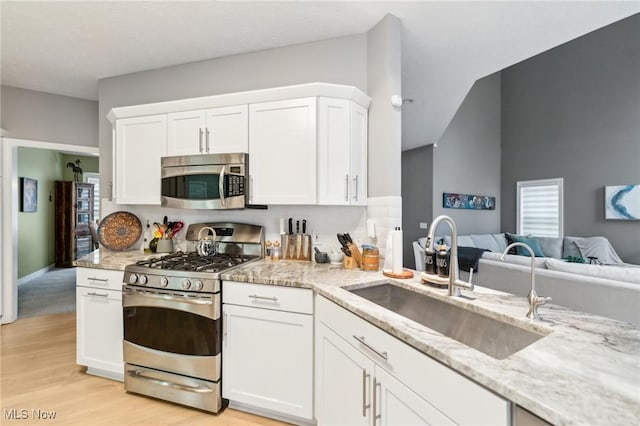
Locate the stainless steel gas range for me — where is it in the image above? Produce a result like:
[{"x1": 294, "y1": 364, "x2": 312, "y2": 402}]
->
[{"x1": 122, "y1": 222, "x2": 263, "y2": 413}]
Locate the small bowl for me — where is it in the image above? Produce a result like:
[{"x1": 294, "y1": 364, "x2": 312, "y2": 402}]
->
[{"x1": 328, "y1": 252, "x2": 344, "y2": 264}]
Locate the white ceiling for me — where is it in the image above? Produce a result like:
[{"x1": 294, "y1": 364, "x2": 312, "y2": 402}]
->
[{"x1": 2, "y1": 1, "x2": 638, "y2": 150}]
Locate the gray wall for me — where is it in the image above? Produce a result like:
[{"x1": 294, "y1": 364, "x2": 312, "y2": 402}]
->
[
  {"x1": 431, "y1": 72, "x2": 502, "y2": 236},
  {"x1": 98, "y1": 34, "x2": 367, "y2": 195},
  {"x1": 501, "y1": 14, "x2": 640, "y2": 264},
  {"x1": 402, "y1": 145, "x2": 433, "y2": 269},
  {"x1": 1, "y1": 86, "x2": 98, "y2": 147}
]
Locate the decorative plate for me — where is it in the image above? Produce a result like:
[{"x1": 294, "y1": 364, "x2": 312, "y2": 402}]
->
[{"x1": 98, "y1": 211, "x2": 142, "y2": 251}]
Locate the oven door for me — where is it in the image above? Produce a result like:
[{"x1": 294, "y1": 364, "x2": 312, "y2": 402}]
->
[
  {"x1": 123, "y1": 286, "x2": 221, "y2": 382},
  {"x1": 161, "y1": 163, "x2": 246, "y2": 210}
]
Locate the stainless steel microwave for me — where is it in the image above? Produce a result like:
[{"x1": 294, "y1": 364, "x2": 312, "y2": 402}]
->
[{"x1": 161, "y1": 153, "x2": 248, "y2": 209}]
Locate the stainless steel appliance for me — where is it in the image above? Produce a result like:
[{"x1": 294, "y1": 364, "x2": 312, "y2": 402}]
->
[
  {"x1": 161, "y1": 153, "x2": 248, "y2": 210},
  {"x1": 122, "y1": 222, "x2": 263, "y2": 413}
]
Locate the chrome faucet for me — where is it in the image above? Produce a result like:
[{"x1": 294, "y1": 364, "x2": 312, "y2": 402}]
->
[
  {"x1": 500, "y1": 242, "x2": 552, "y2": 320},
  {"x1": 425, "y1": 215, "x2": 474, "y2": 297}
]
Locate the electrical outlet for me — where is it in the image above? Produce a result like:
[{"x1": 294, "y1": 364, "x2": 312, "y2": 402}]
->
[
  {"x1": 313, "y1": 232, "x2": 320, "y2": 243},
  {"x1": 419, "y1": 222, "x2": 428, "y2": 229}
]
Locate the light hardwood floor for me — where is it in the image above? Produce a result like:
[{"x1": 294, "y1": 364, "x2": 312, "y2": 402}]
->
[{"x1": 1, "y1": 312, "x2": 288, "y2": 425}]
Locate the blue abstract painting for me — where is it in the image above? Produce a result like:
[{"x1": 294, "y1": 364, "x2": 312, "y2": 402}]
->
[
  {"x1": 605, "y1": 184, "x2": 640, "y2": 220},
  {"x1": 443, "y1": 193, "x2": 495, "y2": 210}
]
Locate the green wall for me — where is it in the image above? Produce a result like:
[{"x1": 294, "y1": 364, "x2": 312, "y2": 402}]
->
[
  {"x1": 61, "y1": 154, "x2": 99, "y2": 181},
  {"x1": 17, "y1": 147, "x2": 64, "y2": 278}
]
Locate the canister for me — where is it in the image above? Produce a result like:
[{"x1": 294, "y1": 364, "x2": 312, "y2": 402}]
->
[{"x1": 362, "y1": 248, "x2": 380, "y2": 271}]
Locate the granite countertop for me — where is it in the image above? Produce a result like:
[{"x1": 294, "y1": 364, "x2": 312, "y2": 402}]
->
[
  {"x1": 222, "y1": 260, "x2": 640, "y2": 426},
  {"x1": 73, "y1": 248, "x2": 151, "y2": 270},
  {"x1": 76, "y1": 253, "x2": 640, "y2": 425}
]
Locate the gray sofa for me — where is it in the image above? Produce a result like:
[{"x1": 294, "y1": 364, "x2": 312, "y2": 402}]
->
[{"x1": 413, "y1": 234, "x2": 640, "y2": 326}]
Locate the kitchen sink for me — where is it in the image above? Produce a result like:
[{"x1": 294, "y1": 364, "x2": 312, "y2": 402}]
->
[{"x1": 347, "y1": 283, "x2": 549, "y2": 360}]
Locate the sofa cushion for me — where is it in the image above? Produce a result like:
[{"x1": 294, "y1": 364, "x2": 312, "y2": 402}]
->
[
  {"x1": 491, "y1": 233, "x2": 508, "y2": 253},
  {"x1": 545, "y1": 258, "x2": 640, "y2": 284},
  {"x1": 442, "y1": 235, "x2": 475, "y2": 248},
  {"x1": 536, "y1": 237, "x2": 564, "y2": 259},
  {"x1": 505, "y1": 233, "x2": 545, "y2": 257},
  {"x1": 573, "y1": 236, "x2": 624, "y2": 265},
  {"x1": 470, "y1": 234, "x2": 501, "y2": 252},
  {"x1": 482, "y1": 252, "x2": 548, "y2": 268},
  {"x1": 562, "y1": 237, "x2": 583, "y2": 259}
]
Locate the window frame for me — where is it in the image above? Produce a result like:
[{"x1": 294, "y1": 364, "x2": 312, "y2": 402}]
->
[
  {"x1": 83, "y1": 172, "x2": 100, "y2": 221},
  {"x1": 516, "y1": 177, "x2": 564, "y2": 238}
]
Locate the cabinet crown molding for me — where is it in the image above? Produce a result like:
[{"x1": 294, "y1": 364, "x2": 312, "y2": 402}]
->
[{"x1": 107, "y1": 83, "x2": 370, "y2": 123}]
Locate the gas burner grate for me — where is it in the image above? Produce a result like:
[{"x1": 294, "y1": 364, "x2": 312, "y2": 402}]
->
[{"x1": 136, "y1": 252, "x2": 258, "y2": 272}]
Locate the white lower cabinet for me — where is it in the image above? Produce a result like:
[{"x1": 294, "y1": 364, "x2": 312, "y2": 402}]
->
[
  {"x1": 222, "y1": 281, "x2": 313, "y2": 422},
  {"x1": 315, "y1": 295, "x2": 509, "y2": 426},
  {"x1": 76, "y1": 268, "x2": 124, "y2": 381}
]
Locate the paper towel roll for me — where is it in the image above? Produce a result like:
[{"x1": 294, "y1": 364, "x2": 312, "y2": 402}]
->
[{"x1": 392, "y1": 227, "x2": 403, "y2": 274}]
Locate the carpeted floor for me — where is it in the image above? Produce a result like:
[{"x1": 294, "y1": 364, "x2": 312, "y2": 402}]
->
[{"x1": 18, "y1": 267, "x2": 77, "y2": 319}]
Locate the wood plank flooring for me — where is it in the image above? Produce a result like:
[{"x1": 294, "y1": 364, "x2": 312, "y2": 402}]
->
[{"x1": 1, "y1": 312, "x2": 288, "y2": 425}]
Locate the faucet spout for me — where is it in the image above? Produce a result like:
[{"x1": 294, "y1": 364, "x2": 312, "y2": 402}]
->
[
  {"x1": 501, "y1": 242, "x2": 552, "y2": 320},
  {"x1": 426, "y1": 215, "x2": 474, "y2": 296}
]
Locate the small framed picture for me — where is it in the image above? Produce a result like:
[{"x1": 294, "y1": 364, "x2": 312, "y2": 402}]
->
[{"x1": 20, "y1": 177, "x2": 38, "y2": 212}]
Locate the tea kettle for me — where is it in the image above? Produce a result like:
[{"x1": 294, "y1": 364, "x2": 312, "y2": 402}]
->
[{"x1": 196, "y1": 226, "x2": 217, "y2": 256}]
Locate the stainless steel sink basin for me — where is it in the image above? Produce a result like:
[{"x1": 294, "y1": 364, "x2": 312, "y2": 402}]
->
[{"x1": 348, "y1": 283, "x2": 548, "y2": 360}]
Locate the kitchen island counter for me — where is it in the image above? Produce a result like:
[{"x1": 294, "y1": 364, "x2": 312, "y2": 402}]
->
[{"x1": 222, "y1": 259, "x2": 640, "y2": 426}]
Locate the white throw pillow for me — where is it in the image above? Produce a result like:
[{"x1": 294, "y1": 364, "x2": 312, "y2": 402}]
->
[
  {"x1": 545, "y1": 258, "x2": 640, "y2": 284},
  {"x1": 573, "y1": 236, "x2": 623, "y2": 265}
]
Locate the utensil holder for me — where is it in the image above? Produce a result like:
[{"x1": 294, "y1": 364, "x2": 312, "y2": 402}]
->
[
  {"x1": 156, "y1": 239, "x2": 173, "y2": 253},
  {"x1": 282, "y1": 234, "x2": 312, "y2": 261},
  {"x1": 343, "y1": 256, "x2": 357, "y2": 269}
]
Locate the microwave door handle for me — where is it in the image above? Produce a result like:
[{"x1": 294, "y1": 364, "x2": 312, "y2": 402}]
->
[{"x1": 219, "y1": 166, "x2": 226, "y2": 208}]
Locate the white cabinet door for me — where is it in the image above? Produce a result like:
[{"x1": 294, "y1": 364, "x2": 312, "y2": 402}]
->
[
  {"x1": 315, "y1": 322, "x2": 374, "y2": 426},
  {"x1": 205, "y1": 105, "x2": 248, "y2": 154},
  {"x1": 76, "y1": 286, "x2": 123, "y2": 380},
  {"x1": 222, "y1": 303, "x2": 313, "y2": 420},
  {"x1": 249, "y1": 98, "x2": 317, "y2": 205},
  {"x1": 114, "y1": 114, "x2": 167, "y2": 205},
  {"x1": 167, "y1": 110, "x2": 206, "y2": 156},
  {"x1": 317, "y1": 98, "x2": 368, "y2": 205},
  {"x1": 375, "y1": 366, "x2": 455, "y2": 426},
  {"x1": 350, "y1": 102, "x2": 368, "y2": 206},
  {"x1": 317, "y1": 98, "x2": 350, "y2": 204}
]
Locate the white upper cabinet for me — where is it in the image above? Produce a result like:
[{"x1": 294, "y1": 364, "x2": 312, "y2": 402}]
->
[
  {"x1": 167, "y1": 105, "x2": 248, "y2": 156},
  {"x1": 108, "y1": 83, "x2": 370, "y2": 206},
  {"x1": 317, "y1": 98, "x2": 368, "y2": 206},
  {"x1": 114, "y1": 114, "x2": 167, "y2": 205},
  {"x1": 249, "y1": 98, "x2": 317, "y2": 205}
]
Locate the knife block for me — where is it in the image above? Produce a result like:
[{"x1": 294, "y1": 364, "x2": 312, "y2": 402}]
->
[{"x1": 282, "y1": 234, "x2": 312, "y2": 261}]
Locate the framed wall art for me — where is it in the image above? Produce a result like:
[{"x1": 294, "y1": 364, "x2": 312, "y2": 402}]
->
[
  {"x1": 605, "y1": 184, "x2": 640, "y2": 220},
  {"x1": 20, "y1": 177, "x2": 38, "y2": 213},
  {"x1": 443, "y1": 192, "x2": 495, "y2": 210}
]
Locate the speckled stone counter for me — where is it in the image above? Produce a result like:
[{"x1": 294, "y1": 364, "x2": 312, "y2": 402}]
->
[
  {"x1": 222, "y1": 260, "x2": 640, "y2": 426},
  {"x1": 73, "y1": 248, "x2": 150, "y2": 270}
]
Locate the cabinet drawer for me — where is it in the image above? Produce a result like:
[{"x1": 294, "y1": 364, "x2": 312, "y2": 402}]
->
[
  {"x1": 317, "y1": 296, "x2": 509, "y2": 425},
  {"x1": 223, "y1": 281, "x2": 312, "y2": 314},
  {"x1": 77, "y1": 267, "x2": 125, "y2": 291}
]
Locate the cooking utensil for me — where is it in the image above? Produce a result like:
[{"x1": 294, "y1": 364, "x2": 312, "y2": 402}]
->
[
  {"x1": 196, "y1": 226, "x2": 217, "y2": 256},
  {"x1": 340, "y1": 246, "x2": 352, "y2": 257},
  {"x1": 288, "y1": 218, "x2": 293, "y2": 235},
  {"x1": 302, "y1": 219, "x2": 307, "y2": 234}
]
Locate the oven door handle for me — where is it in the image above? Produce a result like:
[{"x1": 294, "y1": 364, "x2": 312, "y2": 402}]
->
[
  {"x1": 127, "y1": 369, "x2": 213, "y2": 394},
  {"x1": 219, "y1": 165, "x2": 226, "y2": 208},
  {"x1": 123, "y1": 291, "x2": 219, "y2": 319}
]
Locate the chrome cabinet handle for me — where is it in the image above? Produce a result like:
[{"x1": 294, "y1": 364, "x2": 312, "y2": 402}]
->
[
  {"x1": 127, "y1": 369, "x2": 213, "y2": 394},
  {"x1": 87, "y1": 277, "x2": 108, "y2": 283},
  {"x1": 353, "y1": 335, "x2": 388, "y2": 360},
  {"x1": 206, "y1": 128, "x2": 211, "y2": 152},
  {"x1": 248, "y1": 294, "x2": 278, "y2": 302},
  {"x1": 353, "y1": 175, "x2": 359, "y2": 200},
  {"x1": 219, "y1": 165, "x2": 226, "y2": 207},
  {"x1": 373, "y1": 377, "x2": 381, "y2": 425},
  {"x1": 345, "y1": 174, "x2": 349, "y2": 202},
  {"x1": 87, "y1": 292, "x2": 108, "y2": 297},
  {"x1": 362, "y1": 369, "x2": 371, "y2": 417},
  {"x1": 199, "y1": 128, "x2": 204, "y2": 153},
  {"x1": 223, "y1": 312, "x2": 228, "y2": 337}
]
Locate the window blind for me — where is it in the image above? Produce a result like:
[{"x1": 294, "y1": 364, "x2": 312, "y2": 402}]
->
[
  {"x1": 84, "y1": 173, "x2": 100, "y2": 221},
  {"x1": 517, "y1": 178, "x2": 563, "y2": 238}
]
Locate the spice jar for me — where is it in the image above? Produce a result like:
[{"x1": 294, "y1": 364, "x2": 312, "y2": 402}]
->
[
  {"x1": 362, "y1": 247, "x2": 380, "y2": 271},
  {"x1": 271, "y1": 241, "x2": 281, "y2": 260}
]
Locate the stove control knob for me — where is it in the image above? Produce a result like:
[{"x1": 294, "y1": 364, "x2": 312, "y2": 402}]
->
[
  {"x1": 139, "y1": 275, "x2": 148, "y2": 285},
  {"x1": 159, "y1": 277, "x2": 169, "y2": 288},
  {"x1": 193, "y1": 280, "x2": 204, "y2": 291},
  {"x1": 128, "y1": 274, "x2": 138, "y2": 284},
  {"x1": 182, "y1": 279, "x2": 192, "y2": 290}
]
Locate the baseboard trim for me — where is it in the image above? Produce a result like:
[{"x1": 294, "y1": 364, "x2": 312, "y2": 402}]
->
[{"x1": 17, "y1": 264, "x2": 57, "y2": 286}]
